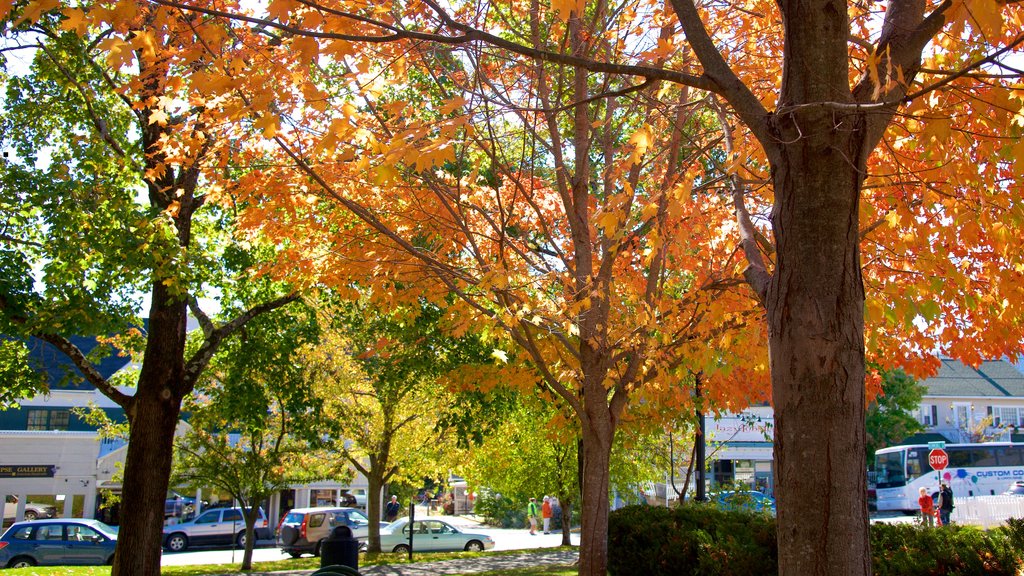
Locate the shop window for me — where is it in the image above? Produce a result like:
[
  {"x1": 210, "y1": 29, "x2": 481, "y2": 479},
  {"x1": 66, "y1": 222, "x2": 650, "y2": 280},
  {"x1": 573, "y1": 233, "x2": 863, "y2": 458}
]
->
[{"x1": 49, "y1": 410, "x2": 69, "y2": 430}]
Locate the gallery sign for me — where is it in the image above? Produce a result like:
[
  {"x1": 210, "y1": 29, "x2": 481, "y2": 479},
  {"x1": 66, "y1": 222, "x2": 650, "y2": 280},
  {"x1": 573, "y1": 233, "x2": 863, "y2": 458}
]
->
[{"x1": 0, "y1": 465, "x2": 56, "y2": 478}]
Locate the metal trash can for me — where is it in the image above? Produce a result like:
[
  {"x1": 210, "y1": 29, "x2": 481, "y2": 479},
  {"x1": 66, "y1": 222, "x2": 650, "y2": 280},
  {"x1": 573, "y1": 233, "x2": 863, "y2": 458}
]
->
[{"x1": 320, "y1": 525, "x2": 359, "y2": 571}]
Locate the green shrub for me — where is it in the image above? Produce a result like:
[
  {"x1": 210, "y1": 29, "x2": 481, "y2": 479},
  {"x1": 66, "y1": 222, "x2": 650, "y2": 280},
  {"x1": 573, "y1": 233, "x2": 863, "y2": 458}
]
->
[
  {"x1": 608, "y1": 504, "x2": 1024, "y2": 576},
  {"x1": 607, "y1": 503, "x2": 776, "y2": 576},
  {"x1": 473, "y1": 491, "x2": 526, "y2": 528}
]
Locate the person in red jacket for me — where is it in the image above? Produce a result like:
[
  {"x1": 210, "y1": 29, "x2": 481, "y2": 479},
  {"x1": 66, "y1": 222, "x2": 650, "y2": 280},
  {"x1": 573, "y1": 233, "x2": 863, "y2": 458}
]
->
[
  {"x1": 541, "y1": 496, "x2": 553, "y2": 534},
  {"x1": 918, "y1": 487, "x2": 936, "y2": 527}
]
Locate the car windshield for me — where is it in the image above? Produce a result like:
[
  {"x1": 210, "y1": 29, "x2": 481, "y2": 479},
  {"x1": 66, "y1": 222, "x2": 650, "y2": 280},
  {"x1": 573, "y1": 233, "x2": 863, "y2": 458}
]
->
[{"x1": 88, "y1": 521, "x2": 119, "y2": 536}]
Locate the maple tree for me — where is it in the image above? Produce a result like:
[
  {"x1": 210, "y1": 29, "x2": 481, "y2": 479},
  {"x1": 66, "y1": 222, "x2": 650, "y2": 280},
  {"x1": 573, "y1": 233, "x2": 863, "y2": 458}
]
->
[
  {"x1": 173, "y1": 301, "x2": 325, "y2": 570},
  {"x1": 0, "y1": 4, "x2": 300, "y2": 576},
  {"x1": 304, "y1": 295, "x2": 496, "y2": 552}
]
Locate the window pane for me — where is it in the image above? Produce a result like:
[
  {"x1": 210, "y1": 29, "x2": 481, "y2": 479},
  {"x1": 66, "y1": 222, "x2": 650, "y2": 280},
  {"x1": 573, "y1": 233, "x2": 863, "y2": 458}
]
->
[
  {"x1": 196, "y1": 512, "x2": 220, "y2": 524},
  {"x1": 49, "y1": 410, "x2": 69, "y2": 431},
  {"x1": 26, "y1": 410, "x2": 48, "y2": 431},
  {"x1": 35, "y1": 525, "x2": 63, "y2": 541},
  {"x1": 222, "y1": 510, "x2": 243, "y2": 522},
  {"x1": 308, "y1": 513, "x2": 324, "y2": 528}
]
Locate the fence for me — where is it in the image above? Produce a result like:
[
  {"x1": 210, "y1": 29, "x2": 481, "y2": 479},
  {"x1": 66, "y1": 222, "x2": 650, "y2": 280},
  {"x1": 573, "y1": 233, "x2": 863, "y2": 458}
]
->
[{"x1": 950, "y1": 495, "x2": 1024, "y2": 529}]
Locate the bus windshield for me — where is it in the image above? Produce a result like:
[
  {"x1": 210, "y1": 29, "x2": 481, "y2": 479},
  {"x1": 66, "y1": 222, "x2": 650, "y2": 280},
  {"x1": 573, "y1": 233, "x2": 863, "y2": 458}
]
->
[{"x1": 874, "y1": 450, "x2": 907, "y2": 488}]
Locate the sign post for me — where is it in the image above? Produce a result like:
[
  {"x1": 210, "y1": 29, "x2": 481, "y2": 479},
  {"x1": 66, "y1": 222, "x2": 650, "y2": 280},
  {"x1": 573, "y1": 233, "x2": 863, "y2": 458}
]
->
[{"x1": 927, "y1": 441, "x2": 947, "y2": 487}]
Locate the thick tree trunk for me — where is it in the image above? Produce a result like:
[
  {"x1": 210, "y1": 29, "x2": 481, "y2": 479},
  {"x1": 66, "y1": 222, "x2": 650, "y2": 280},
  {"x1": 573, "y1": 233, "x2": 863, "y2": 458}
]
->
[
  {"x1": 558, "y1": 495, "x2": 572, "y2": 547},
  {"x1": 111, "y1": 287, "x2": 188, "y2": 576},
  {"x1": 768, "y1": 112, "x2": 870, "y2": 575},
  {"x1": 577, "y1": 417, "x2": 613, "y2": 576},
  {"x1": 242, "y1": 506, "x2": 259, "y2": 570},
  {"x1": 111, "y1": 387, "x2": 183, "y2": 575}
]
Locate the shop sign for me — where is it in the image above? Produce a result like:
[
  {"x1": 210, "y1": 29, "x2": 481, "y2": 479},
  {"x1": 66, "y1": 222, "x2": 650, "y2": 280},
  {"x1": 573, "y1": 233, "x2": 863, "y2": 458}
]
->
[{"x1": 0, "y1": 465, "x2": 56, "y2": 478}]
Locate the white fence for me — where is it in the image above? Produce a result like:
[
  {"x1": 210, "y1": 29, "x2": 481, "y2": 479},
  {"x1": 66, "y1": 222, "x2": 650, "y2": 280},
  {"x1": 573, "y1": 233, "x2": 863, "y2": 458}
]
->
[{"x1": 950, "y1": 495, "x2": 1024, "y2": 529}]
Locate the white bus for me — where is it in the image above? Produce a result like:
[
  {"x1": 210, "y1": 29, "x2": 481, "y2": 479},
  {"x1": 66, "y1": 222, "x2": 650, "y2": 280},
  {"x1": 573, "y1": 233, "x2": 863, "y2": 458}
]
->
[{"x1": 873, "y1": 442, "x2": 1024, "y2": 513}]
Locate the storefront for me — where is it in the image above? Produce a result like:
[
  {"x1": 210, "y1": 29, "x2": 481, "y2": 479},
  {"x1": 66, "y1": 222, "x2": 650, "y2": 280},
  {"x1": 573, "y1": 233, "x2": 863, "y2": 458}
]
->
[{"x1": 706, "y1": 406, "x2": 775, "y2": 495}]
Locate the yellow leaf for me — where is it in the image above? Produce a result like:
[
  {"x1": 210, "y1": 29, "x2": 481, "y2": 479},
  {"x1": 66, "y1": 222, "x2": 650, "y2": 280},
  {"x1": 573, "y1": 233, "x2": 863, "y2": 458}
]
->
[
  {"x1": 16, "y1": 0, "x2": 58, "y2": 24},
  {"x1": 550, "y1": 0, "x2": 584, "y2": 22},
  {"x1": 438, "y1": 96, "x2": 467, "y2": 115},
  {"x1": 254, "y1": 114, "x2": 280, "y2": 139},
  {"x1": 491, "y1": 349, "x2": 509, "y2": 363},
  {"x1": 970, "y1": 0, "x2": 1003, "y2": 39},
  {"x1": 60, "y1": 7, "x2": 88, "y2": 34},
  {"x1": 148, "y1": 109, "x2": 169, "y2": 126},
  {"x1": 629, "y1": 124, "x2": 652, "y2": 166}
]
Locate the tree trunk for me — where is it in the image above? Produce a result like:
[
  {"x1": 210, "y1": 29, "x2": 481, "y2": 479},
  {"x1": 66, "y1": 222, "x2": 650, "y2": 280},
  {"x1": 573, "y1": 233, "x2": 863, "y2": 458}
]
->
[
  {"x1": 241, "y1": 505, "x2": 259, "y2": 570},
  {"x1": 558, "y1": 495, "x2": 572, "y2": 547},
  {"x1": 111, "y1": 287, "x2": 187, "y2": 576},
  {"x1": 577, "y1": 416, "x2": 614, "y2": 576},
  {"x1": 111, "y1": 385, "x2": 182, "y2": 575},
  {"x1": 365, "y1": 471, "x2": 384, "y2": 553},
  {"x1": 768, "y1": 109, "x2": 870, "y2": 575}
]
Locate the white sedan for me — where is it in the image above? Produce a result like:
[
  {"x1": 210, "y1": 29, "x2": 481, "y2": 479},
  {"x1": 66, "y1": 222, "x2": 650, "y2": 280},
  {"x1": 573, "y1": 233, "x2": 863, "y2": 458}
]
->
[{"x1": 379, "y1": 517, "x2": 495, "y2": 553}]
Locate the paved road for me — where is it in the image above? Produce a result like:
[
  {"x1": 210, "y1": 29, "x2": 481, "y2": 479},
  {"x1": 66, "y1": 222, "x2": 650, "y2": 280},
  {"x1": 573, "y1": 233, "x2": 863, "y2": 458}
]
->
[{"x1": 161, "y1": 516, "x2": 579, "y2": 568}]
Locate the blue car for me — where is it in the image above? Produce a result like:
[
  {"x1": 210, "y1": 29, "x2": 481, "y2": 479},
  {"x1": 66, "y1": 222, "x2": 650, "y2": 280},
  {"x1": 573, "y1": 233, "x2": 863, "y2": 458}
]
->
[
  {"x1": 714, "y1": 491, "x2": 776, "y2": 515},
  {"x1": 0, "y1": 518, "x2": 118, "y2": 568}
]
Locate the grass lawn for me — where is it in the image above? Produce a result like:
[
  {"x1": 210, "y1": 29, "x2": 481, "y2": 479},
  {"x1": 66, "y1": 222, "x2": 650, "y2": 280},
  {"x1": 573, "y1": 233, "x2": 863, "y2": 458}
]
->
[{"x1": 1, "y1": 548, "x2": 578, "y2": 576}]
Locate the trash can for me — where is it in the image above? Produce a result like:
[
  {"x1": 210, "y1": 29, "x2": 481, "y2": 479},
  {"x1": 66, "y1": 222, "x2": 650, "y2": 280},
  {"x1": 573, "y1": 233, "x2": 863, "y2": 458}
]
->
[{"x1": 320, "y1": 525, "x2": 359, "y2": 571}]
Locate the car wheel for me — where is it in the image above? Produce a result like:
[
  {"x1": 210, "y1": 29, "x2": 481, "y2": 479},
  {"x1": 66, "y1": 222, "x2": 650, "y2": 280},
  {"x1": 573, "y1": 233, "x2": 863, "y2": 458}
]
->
[
  {"x1": 288, "y1": 552, "x2": 303, "y2": 559},
  {"x1": 465, "y1": 540, "x2": 485, "y2": 552},
  {"x1": 106, "y1": 553, "x2": 116, "y2": 565},
  {"x1": 392, "y1": 544, "x2": 410, "y2": 554},
  {"x1": 236, "y1": 531, "x2": 247, "y2": 547},
  {"x1": 280, "y1": 525, "x2": 300, "y2": 546},
  {"x1": 314, "y1": 539, "x2": 324, "y2": 557},
  {"x1": 23, "y1": 510, "x2": 37, "y2": 521},
  {"x1": 8, "y1": 557, "x2": 36, "y2": 568},
  {"x1": 166, "y1": 533, "x2": 189, "y2": 552}
]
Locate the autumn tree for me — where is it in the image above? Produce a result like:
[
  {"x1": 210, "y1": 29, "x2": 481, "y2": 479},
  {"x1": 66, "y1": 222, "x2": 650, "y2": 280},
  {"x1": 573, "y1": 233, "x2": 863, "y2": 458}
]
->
[
  {"x1": 56, "y1": 0, "x2": 1024, "y2": 574},
  {"x1": 0, "y1": 5, "x2": 299, "y2": 575},
  {"x1": 305, "y1": 296, "x2": 497, "y2": 552},
  {"x1": 173, "y1": 299, "x2": 324, "y2": 570}
]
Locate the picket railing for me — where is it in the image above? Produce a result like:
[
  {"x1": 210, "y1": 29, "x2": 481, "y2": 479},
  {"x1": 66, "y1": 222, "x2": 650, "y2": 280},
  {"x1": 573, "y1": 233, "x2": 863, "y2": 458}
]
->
[{"x1": 950, "y1": 495, "x2": 1024, "y2": 528}]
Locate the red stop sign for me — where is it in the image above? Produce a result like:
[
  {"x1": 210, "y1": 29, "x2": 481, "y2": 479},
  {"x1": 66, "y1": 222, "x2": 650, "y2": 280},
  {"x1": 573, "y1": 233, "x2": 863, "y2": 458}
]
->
[{"x1": 929, "y1": 448, "x2": 949, "y2": 470}]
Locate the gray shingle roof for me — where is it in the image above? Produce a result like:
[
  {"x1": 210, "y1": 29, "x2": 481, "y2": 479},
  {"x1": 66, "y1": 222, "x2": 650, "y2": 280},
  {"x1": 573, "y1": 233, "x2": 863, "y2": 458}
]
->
[{"x1": 922, "y1": 358, "x2": 1024, "y2": 398}]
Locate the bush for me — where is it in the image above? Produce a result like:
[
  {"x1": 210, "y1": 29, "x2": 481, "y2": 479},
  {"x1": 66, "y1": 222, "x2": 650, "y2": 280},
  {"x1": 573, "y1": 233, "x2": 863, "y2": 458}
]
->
[
  {"x1": 473, "y1": 491, "x2": 526, "y2": 529},
  {"x1": 608, "y1": 504, "x2": 1024, "y2": 576},
  {"x1": 607, "y1": 503, "x2": 776, "y2": 576}
]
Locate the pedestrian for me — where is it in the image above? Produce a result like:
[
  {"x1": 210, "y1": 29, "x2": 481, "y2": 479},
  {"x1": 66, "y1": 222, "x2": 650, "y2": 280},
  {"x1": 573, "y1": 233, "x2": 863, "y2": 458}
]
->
[
  {"x1": 917, "y1": 487, "x2": 935, "y2": 527},
  {"x1": 385, "y1": 495, "x2": 400, "y2": 522},
  {"x1": 937, "y1": 483, "x2": 954, "y2": 526},
  {"x1": 527, "y1": 497, "x2": 539, "y2": 535},
  {"x1": 541, "y1": 496, "x2": 553, "y2": 534}
]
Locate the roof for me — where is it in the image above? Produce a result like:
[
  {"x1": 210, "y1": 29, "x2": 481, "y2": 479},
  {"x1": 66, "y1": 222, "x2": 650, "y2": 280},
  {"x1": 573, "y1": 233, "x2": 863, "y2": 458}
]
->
[
  {"x1": 21, "y1": 334, "x2": 136, "y2": 390},
  {"x1": 921, "y1": 358, "x2": 1024, "y2": 398}
]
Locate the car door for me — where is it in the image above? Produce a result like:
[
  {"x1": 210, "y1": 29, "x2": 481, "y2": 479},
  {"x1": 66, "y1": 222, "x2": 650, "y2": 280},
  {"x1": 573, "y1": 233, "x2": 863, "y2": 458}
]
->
[
  {"x1": 189, "y1": 510, "x2": 223, "y2": 545},
  {"x1": 30, "y1": 523, "x2": 67, "y2": 565},
  {"x1": 220, "y1": 509, "x2": 246, "y2": 545},
  {"x1": 64, "y1": 524, "x2": 110, "y2": 565}
]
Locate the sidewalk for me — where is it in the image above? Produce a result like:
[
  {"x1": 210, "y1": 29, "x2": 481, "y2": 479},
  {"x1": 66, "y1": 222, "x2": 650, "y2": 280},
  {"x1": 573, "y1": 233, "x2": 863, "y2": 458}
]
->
[{"x1": 231, "y1": 550, "x2": 578, "y2": 576}]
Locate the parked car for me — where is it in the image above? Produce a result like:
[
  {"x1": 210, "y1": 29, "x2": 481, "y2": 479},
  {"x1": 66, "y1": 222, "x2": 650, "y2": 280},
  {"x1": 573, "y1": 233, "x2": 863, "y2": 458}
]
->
[
  {"x1": 278, "y1": 506, "x2": 386, "y2": 558},
  {"x1": 164, "y1": 490, "x2": 200, "y2": 518},
  {"x1": 378, "y1": 517, "x2": 495, "y2": 553},
  {"x1": 0, "y1": 518, "x2": 118, "y2": 568},
  {"x1": 3, "y1": 496, "x2": 57, "y2": 522},
  {"x1": 713, "y1": 491, "x2": 776, "y2": 515},
  {"x1": 1003, "y1": 480, "x2": 1024, "y2": 495},
  {"x1": 162, "y1": 507, "x2": 270, "y2": 552}
]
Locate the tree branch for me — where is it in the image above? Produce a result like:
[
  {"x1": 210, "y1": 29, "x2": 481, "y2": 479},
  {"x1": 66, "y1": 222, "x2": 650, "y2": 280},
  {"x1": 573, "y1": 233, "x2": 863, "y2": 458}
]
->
[{"x1": 34, "y1": 334, "x2": 134, "y2": 409}]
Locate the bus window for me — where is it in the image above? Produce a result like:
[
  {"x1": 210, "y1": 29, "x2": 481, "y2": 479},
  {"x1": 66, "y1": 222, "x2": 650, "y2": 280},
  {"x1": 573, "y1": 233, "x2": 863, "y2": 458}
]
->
[
  {"x1": 948, "y1": 447, "x2": 995, "y2": 468},
  {"x1": 906, "y1": 450, "x2": 926, "y2": 479},
  {"x1": 998, "y1": 446, "x2": 1024, "y2": 466},
  {"x1": 875, "y1": 450, "x2": 907, "y2": 488}
]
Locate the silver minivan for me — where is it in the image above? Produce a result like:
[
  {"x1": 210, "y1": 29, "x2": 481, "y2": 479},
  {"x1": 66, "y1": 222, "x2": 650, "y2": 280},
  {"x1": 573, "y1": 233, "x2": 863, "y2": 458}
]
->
[{"x1": 162, "y1": 507, "x2": 270, "y2": 552}]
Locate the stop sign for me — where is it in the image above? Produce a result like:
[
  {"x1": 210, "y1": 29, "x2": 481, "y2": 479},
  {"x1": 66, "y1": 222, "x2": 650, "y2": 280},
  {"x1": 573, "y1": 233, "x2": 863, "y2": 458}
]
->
[{"x1": 929, "y1": 448, "x2": 949, "y2": 470}]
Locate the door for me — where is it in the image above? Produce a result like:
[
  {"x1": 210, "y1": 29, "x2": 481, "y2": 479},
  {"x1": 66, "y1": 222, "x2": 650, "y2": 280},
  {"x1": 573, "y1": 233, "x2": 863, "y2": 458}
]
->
[
  {"x1": 30, "y1": 523, "x2": 67, "y2": 565},
  {"x1": 64, "y1": 524, "x2": 110, "y2": 565},
  {"x1": 189, "y1": 510, "x2": 224, "y2": 545},
  {"x1": 220, "y1": 509, "x2": 246, "y2": 545}
]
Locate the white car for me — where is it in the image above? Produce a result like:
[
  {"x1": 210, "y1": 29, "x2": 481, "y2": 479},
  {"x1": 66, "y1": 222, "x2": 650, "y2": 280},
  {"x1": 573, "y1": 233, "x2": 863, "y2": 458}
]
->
[{"x1": 379, "y1": 517, "x2": 495, "y2": 553}]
